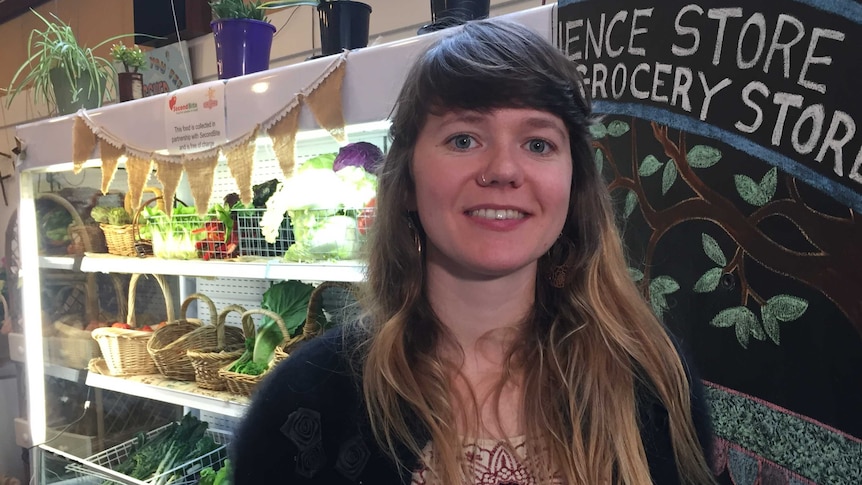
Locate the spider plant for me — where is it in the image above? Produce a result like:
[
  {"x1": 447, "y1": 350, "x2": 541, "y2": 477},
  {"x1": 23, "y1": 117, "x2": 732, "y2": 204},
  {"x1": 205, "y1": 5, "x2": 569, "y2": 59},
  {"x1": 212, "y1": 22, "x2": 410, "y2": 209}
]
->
[
  {"x1": 4, "y1": 9, "x2": 134, "y2": 113},
  {"x1": 210, "y1": 0, "x2": 271, "y2": 21}
]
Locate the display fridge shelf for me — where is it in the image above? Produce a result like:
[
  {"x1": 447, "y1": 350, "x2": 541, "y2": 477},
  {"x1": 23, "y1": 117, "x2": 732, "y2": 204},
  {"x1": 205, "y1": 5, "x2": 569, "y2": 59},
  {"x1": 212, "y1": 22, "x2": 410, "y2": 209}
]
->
[
  {"x1": 85, "y1": 372, "x2": 250, "y2": 418},
  {"x1": 39, "y1": 254, "x2": 366, "y2": 282}
]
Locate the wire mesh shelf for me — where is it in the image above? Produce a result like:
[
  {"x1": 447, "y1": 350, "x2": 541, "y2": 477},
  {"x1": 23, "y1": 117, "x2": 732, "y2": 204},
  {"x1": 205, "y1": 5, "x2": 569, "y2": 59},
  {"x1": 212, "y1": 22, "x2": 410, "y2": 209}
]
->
[{"x1": 66, "y1": 422, "x2": 230, "y2": 485}]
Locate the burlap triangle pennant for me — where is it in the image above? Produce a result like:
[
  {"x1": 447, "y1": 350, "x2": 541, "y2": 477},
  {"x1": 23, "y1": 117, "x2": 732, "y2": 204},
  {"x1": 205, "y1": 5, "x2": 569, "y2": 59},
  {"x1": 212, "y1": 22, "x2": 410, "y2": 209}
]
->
[
  {"x1": 98, "y1": 140, "x2": 124, "y2": 195},
  {"x1": 304, "y1": 60, "x2": 347, "y2": 143},
  {"x1": 184, "y1": 155, "x2": 220, "y2": 216},
  {"x1": 224, "y1": 130, "x2": 257, "y2": 206},
  {"x1": 72, "y1": 116, "x2": 97, "y2": 174},
  {"x1": 155, "y1": 160, "x2": 184, "y2": 218},
  {"x1": 126, "y1": 155, "x2": 154, "y2": 214},
  {"x1": 268, "y1": 106, "x2": 301, "y2": 179}
]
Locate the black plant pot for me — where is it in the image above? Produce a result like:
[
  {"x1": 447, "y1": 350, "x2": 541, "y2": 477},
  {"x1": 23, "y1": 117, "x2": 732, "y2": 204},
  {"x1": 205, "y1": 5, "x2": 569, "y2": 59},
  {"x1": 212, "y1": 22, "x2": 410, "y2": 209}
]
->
[
  {"x1": 117, "y1": 72, "x2": 144, "y2": 102},
  {"x1": 318, "y1": 1, "x2": 372, "y2": 57},
  {"x1": 420, "y1": 0, "x2": 489, "y2": 33}
]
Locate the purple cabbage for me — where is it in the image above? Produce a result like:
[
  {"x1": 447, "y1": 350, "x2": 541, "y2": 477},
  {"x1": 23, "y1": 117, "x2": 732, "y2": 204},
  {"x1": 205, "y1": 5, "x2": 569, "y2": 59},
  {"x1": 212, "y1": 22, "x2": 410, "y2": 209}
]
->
[{"x1": 332, "y1": 142, "x2": 383, "y2": 174}]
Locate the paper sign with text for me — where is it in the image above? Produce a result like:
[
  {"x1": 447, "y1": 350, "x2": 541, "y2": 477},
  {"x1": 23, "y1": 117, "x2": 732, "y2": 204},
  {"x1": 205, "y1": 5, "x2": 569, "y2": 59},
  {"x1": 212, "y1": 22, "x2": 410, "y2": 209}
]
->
[{"x1": 164, "y1": 81, "x2": 228, "y2": 154}]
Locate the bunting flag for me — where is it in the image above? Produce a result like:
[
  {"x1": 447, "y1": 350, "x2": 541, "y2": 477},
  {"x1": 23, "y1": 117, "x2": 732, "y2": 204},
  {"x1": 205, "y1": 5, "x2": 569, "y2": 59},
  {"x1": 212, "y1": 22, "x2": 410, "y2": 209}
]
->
[
  {"x1": 72, "y1": 116, "x2": 97, "y2": 174},
  {"x1": 69, "y1": 51, "x2": 351, "y2": 217},
  {"x1": 155, "y1": 160, "x2": 184, "y2": 217},
  {"x1": 98, "y1": 139, "x2": 124, "y2": 195},
  {"x1": 125, "y1": 155, "x2": 154, "y2": 214},
  {"x1": 303, "y1": 59, "x2": 347, "y2": 143},
  {"x1": 267, "y1": 105, "x2": 301, "y2": 179},
  {"x1": 184, "y1": 155, "x2": 220, "y2": 216},
  {"x1": 224, "y1": 129, "x2": 258, "y2": 206}
]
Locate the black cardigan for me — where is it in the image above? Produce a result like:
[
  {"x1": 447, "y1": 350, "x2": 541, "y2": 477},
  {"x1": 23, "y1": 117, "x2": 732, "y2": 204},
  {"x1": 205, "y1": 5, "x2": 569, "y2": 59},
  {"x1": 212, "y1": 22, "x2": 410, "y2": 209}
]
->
[{"x1": 231, "y1": 326, "x2": 713, "y2": 484}]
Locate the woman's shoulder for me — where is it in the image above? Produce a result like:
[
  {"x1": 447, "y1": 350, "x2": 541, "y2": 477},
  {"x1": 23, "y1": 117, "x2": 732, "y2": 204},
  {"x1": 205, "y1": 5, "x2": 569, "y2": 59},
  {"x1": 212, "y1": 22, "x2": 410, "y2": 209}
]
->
[{"x1": 230, "y1": 325, "x2": 376, "y2": 484}]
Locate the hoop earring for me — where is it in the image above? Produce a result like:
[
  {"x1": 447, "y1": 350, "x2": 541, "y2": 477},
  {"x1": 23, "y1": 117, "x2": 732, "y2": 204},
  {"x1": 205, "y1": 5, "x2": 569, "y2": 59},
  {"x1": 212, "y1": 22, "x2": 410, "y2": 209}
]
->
[{"x1": 546, "y1": 236, "x2": 575, "y2": 289}]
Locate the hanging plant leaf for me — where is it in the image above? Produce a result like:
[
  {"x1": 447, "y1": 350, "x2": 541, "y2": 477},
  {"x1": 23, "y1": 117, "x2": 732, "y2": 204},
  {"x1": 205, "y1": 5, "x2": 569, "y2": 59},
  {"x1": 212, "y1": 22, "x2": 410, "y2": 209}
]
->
[
  {"x1": 761, "y1": 305, "x2": 780, "y2": 344},
  {"x1": 595, "y1": 148, "x2": 604, "y2": 173},
  {"x1": 628, "y1": 267, "x2": 644, "y2": 282}
]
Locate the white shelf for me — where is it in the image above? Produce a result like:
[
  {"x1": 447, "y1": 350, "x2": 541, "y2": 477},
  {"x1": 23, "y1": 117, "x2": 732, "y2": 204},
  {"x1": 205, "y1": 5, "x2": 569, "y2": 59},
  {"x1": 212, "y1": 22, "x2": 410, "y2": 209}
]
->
[
  {"x1": 39, "y1": 254, "x2": 366, "y2": 282},
  {"x1": 44, "y1": 364, "x2": 87, "y2": 383},
  {"x1": 85, "y1": 372, "x2": 250, "y2": 418}
]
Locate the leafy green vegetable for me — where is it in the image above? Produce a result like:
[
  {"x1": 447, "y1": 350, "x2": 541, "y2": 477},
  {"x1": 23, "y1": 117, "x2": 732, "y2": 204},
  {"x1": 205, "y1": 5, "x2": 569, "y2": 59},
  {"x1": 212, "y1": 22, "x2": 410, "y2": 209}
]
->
[
  {"x1": 255, "y1": 281, "x2": 315, "y2": 363},
  {"x1": 90, "y1": 206, "x2": 111, "y2": 223},
  {"x1": 200, "y1": 459, "x2": 232, "y2": 485}
]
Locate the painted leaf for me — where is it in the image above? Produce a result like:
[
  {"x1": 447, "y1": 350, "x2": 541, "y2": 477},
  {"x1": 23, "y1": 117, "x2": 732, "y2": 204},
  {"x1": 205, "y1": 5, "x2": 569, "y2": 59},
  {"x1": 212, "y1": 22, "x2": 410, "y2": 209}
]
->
[
  {"x1": 735, "y1": 174, "x2": 770, "y2": 206},
  {"x1": 766, "y1": 294, "x2": 808, "y2": 322},
  {"x1": 711, "y1": 307, "x2": 758, "y2": 349},
  {"x1": 702, "y1": 233, "x2": 727, "y2": 267},
  {"x1": 662, "y1": 161, "x2": 678, "y2": 195},
  {"x1": 607, "y1": 120, "x2": 631, "y2": 137},
  {"x1": 761, "y1": 305, "x2": 780, "y2": 345},
  {"x1": 638, "y1": 154, "x2": 663, "y2": 177},
  {"x1": 589, "y1": 122, "x2": 608, "y2": 139},
  {"x1": 687, "y1": 144, "x2": 722, "y2": 169},
  {"x1": 760, "y1": 167, "x2": 778, "y2": 201},
  {"x1": 693, "y1": 267, "x2": 722, "y2": 293},
  {"x1": 650, "y1": 293, "x2": 668, "y2": 319},
  {"x1": 628, "y1": 267, "x2": 644, "y2": 282},
  {"x1": 623, "y1": 190, "x2": 638, "y2": 219},
  {"x1": 650, "y1": 275, "x2": 680, "y2": 296},
  {"x1": 750, "y1": 319, "x2": 766, "y2": 341},
  {"x1": 735, "y1": 317, "x2": 750, "y2": 349},
  {"x1": 595, "y1": 149, "x2": 604, "y2": 173}
]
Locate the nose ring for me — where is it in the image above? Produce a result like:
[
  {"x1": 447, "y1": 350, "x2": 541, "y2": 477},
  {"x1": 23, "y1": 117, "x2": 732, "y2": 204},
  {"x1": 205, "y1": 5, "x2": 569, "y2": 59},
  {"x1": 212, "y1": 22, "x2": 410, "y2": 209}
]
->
[{"x1": 481, "y1": 174, "x2": 488, "y2": 185}]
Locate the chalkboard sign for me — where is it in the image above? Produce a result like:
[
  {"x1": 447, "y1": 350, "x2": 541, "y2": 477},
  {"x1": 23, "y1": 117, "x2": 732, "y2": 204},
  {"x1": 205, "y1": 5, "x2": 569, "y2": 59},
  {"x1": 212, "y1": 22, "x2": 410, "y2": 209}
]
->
[{"x1": 557, "y1": 1, "x2": 862, "y2": 484}]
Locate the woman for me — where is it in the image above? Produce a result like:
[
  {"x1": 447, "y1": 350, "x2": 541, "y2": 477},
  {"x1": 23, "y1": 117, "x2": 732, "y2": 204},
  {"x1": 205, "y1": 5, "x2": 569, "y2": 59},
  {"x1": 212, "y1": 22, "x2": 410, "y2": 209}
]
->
[{"x1": 232, "y1": 19, "x2": 715, "y2": 485}]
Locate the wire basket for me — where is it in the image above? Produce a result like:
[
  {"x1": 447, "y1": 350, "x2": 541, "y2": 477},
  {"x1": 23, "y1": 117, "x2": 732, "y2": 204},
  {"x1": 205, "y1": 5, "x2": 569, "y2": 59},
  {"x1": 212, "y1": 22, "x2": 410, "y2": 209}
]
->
[
  {"x1": 236, "y1": 208, "x2": 372, "y2": 261},
  {"x1": 147, "y1": 214, "x2": 236, "y2": 260},
  {"x1": 66, "y1": 422, "x2": 230, "y2": 485}
]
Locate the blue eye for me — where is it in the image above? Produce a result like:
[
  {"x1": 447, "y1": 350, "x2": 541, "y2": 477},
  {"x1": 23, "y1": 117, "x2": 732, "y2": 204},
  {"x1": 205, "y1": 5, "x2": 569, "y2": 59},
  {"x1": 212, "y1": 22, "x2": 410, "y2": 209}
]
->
[
  {"x1": 450, "y1": 135, "x2": 473, "y2": 150},
  {"x1": 527, "y1": 139, "x2": 551, "y2": 154}
]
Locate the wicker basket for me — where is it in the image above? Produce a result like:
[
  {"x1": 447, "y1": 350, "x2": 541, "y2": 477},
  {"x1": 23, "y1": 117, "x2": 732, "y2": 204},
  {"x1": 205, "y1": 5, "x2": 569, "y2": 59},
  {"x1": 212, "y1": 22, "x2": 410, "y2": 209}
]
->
[
  {"x1": 218, "y1": 308, "x2": 289, "y2": 397},
  {"x1": 274, "y1": 281, "x2": 357, "y2": 364},
  {"x1": 146, "y1": 293, "x2": 216, "y2": 381},
  {"x1": 92, "y1": 274, "x2": 174, "y2": 376},
  {"x1": 101, "y1": 192, "x2": 165, "y2": 257},
  {"x1": 38, "y1": 193, "x2": 107, "y2": 255},
  {"x1": 187, "y1": 304, "x2": 248, "y2": 390},
  {"x1": 0, "y1": 292, "x2": 9, "y2": 334}
]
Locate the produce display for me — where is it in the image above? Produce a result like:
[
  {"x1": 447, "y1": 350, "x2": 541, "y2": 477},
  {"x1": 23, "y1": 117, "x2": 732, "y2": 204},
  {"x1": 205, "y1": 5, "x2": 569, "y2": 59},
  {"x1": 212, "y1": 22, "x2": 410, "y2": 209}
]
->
[
  {"x1": 198, "y1": 460, "x2": 232, "y2": 485},
  {"x1": 259, "y1": 143, "x2": 380, "y2": 262},
  {"x1": 225, "y1": 280, "x2": 315, "y2": 376},
  {"x1": 104, "y1": 413, "x2": 220, "y2": 485}
]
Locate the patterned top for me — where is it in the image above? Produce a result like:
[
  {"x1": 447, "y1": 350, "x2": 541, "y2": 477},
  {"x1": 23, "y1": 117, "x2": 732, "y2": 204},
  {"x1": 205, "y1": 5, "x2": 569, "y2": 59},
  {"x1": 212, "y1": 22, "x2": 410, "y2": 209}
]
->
[{"x1": 411, "y1": 436, "x2": 563, "y2": 485}]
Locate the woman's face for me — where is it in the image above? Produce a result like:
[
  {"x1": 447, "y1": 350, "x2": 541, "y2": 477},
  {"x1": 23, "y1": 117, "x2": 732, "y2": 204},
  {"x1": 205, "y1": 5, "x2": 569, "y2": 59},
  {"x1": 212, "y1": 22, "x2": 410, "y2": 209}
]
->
[{"x1": 411, "y1": 107, "x2": 573, "y2": 282}]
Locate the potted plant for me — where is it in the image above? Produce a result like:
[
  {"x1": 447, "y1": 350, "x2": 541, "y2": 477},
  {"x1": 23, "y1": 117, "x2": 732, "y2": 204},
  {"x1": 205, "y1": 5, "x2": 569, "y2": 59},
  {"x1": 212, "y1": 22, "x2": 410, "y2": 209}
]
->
[
  {"x1": 259, "y1": 1, "x2": 372, "y2": 57},
  {"x1": 420, "y1": 0, "x2": 490, "y2": 34},
  {"x1": 5, "y1": 10, "x2": 131, "y2": 115},
  {"x1": 111, "y1": 43, "x2": 147, "y2": 102},
  {"x1": 209, "y1": 0, "x2": 278, "y2": 79}
]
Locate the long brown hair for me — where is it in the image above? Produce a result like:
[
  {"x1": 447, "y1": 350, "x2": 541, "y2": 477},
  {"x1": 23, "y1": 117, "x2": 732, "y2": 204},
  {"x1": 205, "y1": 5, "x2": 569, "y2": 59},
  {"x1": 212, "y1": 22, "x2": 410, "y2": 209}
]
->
[{"x1": 355, "y1": 19, "x2": 714, "y2": 484}]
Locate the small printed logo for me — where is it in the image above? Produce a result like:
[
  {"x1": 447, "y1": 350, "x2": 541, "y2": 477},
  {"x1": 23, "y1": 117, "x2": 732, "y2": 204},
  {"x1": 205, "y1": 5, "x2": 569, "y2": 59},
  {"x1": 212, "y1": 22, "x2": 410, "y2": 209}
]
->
[
  {"x1": 203, "y1": 87, "x2": 219, "y2": 110},
  {"x1": 168, "y1": 94, "x2": 198, "y2": 113}
]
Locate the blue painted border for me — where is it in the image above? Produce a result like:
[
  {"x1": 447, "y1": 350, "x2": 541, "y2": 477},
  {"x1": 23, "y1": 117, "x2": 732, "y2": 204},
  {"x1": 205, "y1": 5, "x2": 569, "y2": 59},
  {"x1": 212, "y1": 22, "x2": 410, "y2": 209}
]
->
[
  {"x1": 592, "y1": 100, "x2": 862, "y2": 212},
  {"x1": 557, "y1": 0, "x2": 862, "y2": 24}
]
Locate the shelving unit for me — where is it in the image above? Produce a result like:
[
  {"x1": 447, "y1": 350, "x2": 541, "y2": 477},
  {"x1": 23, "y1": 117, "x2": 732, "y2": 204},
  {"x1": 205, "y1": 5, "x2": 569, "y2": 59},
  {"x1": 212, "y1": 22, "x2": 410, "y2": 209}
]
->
[{"x1": 38, "y1": 254, "x2": 366, "y2": 281}]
